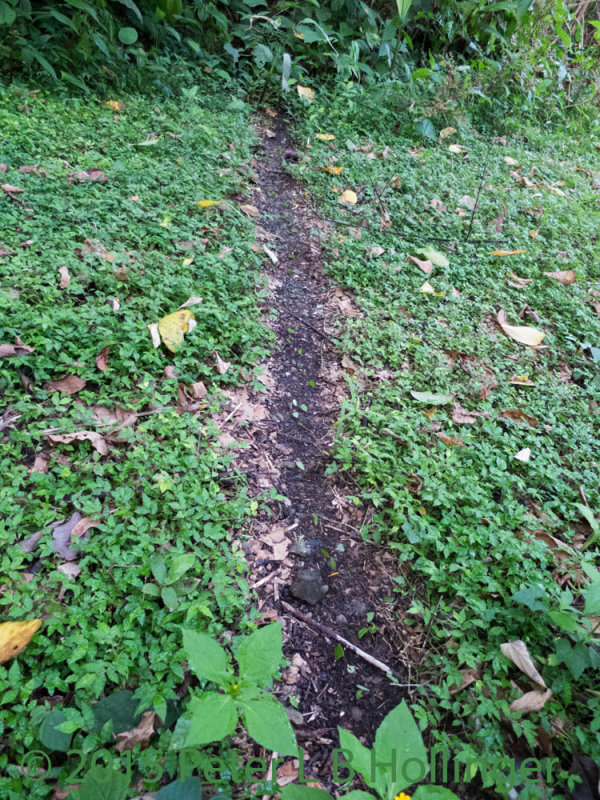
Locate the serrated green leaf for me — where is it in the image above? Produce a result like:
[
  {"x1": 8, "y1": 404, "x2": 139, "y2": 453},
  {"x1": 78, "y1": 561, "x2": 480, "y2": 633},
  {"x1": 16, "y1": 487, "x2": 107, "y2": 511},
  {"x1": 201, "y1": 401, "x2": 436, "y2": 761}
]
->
[
  {"x1": 181, "y1": 693, "x2": 237, "y2": 747},
  {"x1": 39, "y1": 709, "x2": 73, "y2": 752},
  {"x1": 239, "y1": 693, "x2": 297, "y2": 755},
  {"x1": 182, "y1": 629, "x2": 231, "y2": 685},
  {"x1": 68, "y1": 765, "x2": 129, "y2": 800},
  {"x1": 236, "y1": 622, "x2": 282, "y2": 685}
]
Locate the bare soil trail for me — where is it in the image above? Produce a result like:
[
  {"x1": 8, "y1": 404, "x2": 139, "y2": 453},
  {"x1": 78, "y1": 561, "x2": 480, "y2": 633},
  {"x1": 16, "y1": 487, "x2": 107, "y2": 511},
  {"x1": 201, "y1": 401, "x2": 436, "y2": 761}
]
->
[{"x1": 233, "y1": 114, "x2": 424, "y2": 785}]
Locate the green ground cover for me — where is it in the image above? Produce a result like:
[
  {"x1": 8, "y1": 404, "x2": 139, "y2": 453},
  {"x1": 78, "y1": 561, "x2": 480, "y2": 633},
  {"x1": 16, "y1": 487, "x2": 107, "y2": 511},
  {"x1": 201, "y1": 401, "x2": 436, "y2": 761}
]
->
[
  {"x1": 292, "y1": 83, "x2": 600, "y2": 795},
  {"x1": 0, "y1": 80, "x2": 272, "y2": 797}
]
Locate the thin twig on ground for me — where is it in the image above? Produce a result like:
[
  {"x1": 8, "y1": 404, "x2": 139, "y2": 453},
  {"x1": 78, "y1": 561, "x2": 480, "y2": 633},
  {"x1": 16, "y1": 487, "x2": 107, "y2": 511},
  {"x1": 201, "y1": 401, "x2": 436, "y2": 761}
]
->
[{"x1": 281, "y1": 600, "x2": 398, "y2": 678}]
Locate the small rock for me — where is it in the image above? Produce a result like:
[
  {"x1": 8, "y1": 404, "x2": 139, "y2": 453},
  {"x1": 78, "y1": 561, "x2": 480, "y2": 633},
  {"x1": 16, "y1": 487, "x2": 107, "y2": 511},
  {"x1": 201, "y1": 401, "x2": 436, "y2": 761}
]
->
[
  {"x1": 353, "y1": 600, "x2": 368, "y2": 616},
  {"x1": 291, "y1": 568, "x2": 328, "y2": 605},
  {"x1": 287, "y1": 707, "x2": 304, "y2": 726},
  {"x1": 351, "y1": 707, "x2": 363, "y2": 722},
  {"x1": 335, "y1": 614, "x2": 348, "y2": 626},
  {"x1": 290, "y1": 540, "x2": 312, "y2": 558}
]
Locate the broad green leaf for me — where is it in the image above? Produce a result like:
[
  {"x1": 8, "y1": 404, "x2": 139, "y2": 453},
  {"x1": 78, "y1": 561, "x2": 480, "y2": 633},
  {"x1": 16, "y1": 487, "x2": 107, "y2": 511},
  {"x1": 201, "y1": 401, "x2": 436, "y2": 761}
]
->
[
  {"x1": 64, "y1": 0, "x2": 99, "y2": 21},
  {"x1": 161, "y1": 586, "x2": 178, "y2": 610},
  {"x1": 554, "y1": 639, "x2": 590, "y2": 679},
  {"x1": 338, "y1": 727, "x2": 379, "y2": 793},
  {"x1": 118, "y1": 26, "x2": 138, "y2": 44},
  {"x1": 413, "y1": 787, "x2": 461, "y2": 799},
  {"x1": 282, "y1": 788, "x2": 333, "y2": 800},
  {"x1": 583, "y1": 574, "x2": 600, "y2": 616},
  {"x1": 395, "y1": 0, "x2": 412, "y2": 18},
  {"x1": 92, "y1": 689, "x2": 142, "y2": 734},
  {"x1": 39, "y1": 709, "x2": 72, "y2": 752},
  {"x1": 239, "y1": 693, "x2": 297, "y2": 755},
  {"x1": 236, "y1": 622, "x2": 283, "y2": 685},
  {"x1": 183, "y1": 693, "x2": 237, "y2": 747},
  {"x1": 410, "y1": 391, "x2": 454, "y2": 405},
  {"x1": 182, "y1": 629, "x2": 230, "y2": 684},
  {"x1": 156, "y1": 777, "x2": 204, "y2": 800},
  {"x1": 415, "y1": 247, "x2": 449, "y2": 268},
  {"x1": 373, "y1": 700, "x2": 428, "y2": 798},
  {"x1": 547, "y1": 610, "x2": 581, "y2": 633},
  {"x1": 150, "y1": 555, "x2": 167, "y2": 584},
  {"x1": 165, "y1": 553, "x2": 196, "y2": 585},
  {"x1": 0, "y1": 4, "x2": 17, "y2": 25},
  {"x1": 68, "y1": 766, "x2": 129, "y2": 800},
  {"x1": 342, "y1": 791, "x2": 377, "y2": 800}
]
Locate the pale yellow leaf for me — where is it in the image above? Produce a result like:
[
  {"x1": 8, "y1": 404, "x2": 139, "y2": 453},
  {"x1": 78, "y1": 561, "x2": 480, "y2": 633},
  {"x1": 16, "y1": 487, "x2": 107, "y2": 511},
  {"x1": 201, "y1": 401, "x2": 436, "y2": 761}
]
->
[
  {"x1": 420, "y1": 281, "x2": 435, "y2": 293},
  {"x1": 148, "y1": 323, "x2": 160, "y2": 349},
  {"x1": 157, "y1": 309, "x2": 196, "y2": 353},
  {"x1": 439, "y1": 126, "x2": 456, "y2": 140},
  {"x1": 448, "y1": 144, "x2": 466, "y2": 154},
  {"x1": 544, "y1": 269, "x2": 576, "y2": 285},
  {"x1": 509, "y1": 688, "x2": 552, "y2": 714},
  {"x1": 497, "y1": 309, "x2": 546, "y2": 347},
  {"x1": 179, "y1": 296, "x2": 203, "y2": 309},
  {"x1": 338, "y1": 190, "x2": 357, "y2": 205},
  {"x1": 323, "y1": 166, "x2": 343, "y2": 175},
  {"x1": 315, "y1": 133, "x2": 335, "y2": 141},
  {"x1": 197, "y1": 200, "x2": 220, "y2": 208},
  {"x1": 0, "y1": 619, "x2": 42, "y2": 663},
  {"x1": 504, "y1": 156, "x2": 519, "y2": 166},
  {"x1": 297, "y1": 86, "x2": 315, "y2": 103},
  {"x1": 490, "y1": 250, "x2": 526, "y2": 256},
  {"x1": 514, "y1": 447, "x2": 531, "y2": 462}
]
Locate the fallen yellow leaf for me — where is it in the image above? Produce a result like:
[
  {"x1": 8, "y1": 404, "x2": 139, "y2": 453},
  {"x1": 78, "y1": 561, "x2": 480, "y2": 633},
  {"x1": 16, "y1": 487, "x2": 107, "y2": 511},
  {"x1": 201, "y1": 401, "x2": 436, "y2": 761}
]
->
[
  {"x1": 157, "y1": 309, "x2": 196, "y2": 353},
  {"x1": 510, "y1": 375, "x2": 535, "y2": 386},
  {"x1": 323, "y1": 166, "x2": 343, "y2": 175},
  {"x1": 420, "y1": 281, "x2": 435, "y2": 293},
  {"x1": 490, "y1": 250, "x2": 526, "y2": 256},
  {"x1": 297, "y1": 86, "x2": 315, "y2": 103},
  {"x1": 315, "y1": 133, "x2": 335, "y2": 141},
  {"x1": 0, "y1": 619, "x2": 42, "y2": 664},
  {"x1": 105, "y1": 100, "x2": 125, "y2": 112},
  {"x1": 439, "y1": 127, "x2": 456, "y2": 140},
  {"x1": 197, "y1": 200, "x2": 220, "y2": 208},
  {"x1": 160, "y1": 217, "x2": 171, "y2": 227},
  {"x1": 497, "y1": 310, "x2": 546, "y2": 347},
  {"x1": 338, "y1": 190, "x2": 357, "y2": 205},
  {"x1": 182, "y1": 257, "x2": 194, "y2": 266}
]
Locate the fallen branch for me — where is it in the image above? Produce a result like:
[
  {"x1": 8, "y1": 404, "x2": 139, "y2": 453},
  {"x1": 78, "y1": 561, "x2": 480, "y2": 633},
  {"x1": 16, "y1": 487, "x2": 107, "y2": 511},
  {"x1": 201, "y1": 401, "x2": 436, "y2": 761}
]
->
[
  {"x1": 286, "y1": 310, "x2": 338, "y2": 348},
  {"x1": 281, "y1": 600, "x2": 397, "y2": 678}
]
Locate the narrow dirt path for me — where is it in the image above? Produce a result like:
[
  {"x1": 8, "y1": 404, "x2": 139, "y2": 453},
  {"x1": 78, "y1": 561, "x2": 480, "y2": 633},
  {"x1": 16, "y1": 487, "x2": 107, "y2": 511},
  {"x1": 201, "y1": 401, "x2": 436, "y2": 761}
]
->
[{"x1": 235, "y1": 115, "x2": 423, "y2": 785}]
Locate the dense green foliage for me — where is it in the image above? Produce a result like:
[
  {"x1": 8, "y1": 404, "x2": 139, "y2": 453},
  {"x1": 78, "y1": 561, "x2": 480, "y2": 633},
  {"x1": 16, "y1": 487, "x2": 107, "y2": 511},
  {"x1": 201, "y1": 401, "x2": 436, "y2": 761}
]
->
[
  {"x1": 1, "y1": 0, "x2": 598, "y2": 117},
  {"x1": 291, "y1": 80, "x2": 600, "y2": 795},
  {"x1": 0, "y1": 78, "x2": 274, "y2": 797}
]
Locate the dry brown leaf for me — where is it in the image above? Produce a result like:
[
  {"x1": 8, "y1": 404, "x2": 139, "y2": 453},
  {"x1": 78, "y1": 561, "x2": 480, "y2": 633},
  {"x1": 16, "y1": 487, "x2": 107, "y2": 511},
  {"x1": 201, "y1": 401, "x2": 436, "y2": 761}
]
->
[
  {"x1": 510, "y1": 688, "x2": 552, "y2": 714},
  {"x1": 436, "y1": 433, "x2": 464, "y2": 446},
  {"x1": 276, "y1": 760, "x2": 300, "y2": 787},
  {"x1": 491, "y1": 215, "x2": 504, "y2": 233},
  {"x1": 501, "y1": 640, "x2": 546, "y2": 688},
  {"x1": 115, "y1": 711, "x2": 157, "y2": 753},
  {"x1": 505, "y1": 271, "x2": 533, "y2": 289},
  {"x1": 451, "y1": 403, "x2": 488, "y2": 425},
  {"x1": 179, "y1": 295, "x2": 203, "y2": 309},
  {"x1": 544, "y1": 269, "x2": 576, "y2": 285},
  {"x1": 31, "y1": 453, "x2": 49, "y2": 473},
  {"x1": 45, "y1": 375, "x2": 86, "y2": 395},
  {"x1": 341, "y1": 354, "x2": 359, "y2": 375},
  {"x1": 0, "y1": 619, "x2": 42, "y2": 664},
  {"x1": 48, "y1": 431, "x2": 109, "y2": 456},
  {"x1": 215, "y1": 352, "x2": 230, "y2": 375},
  {"x1": 57, "y1": 266, "x2": 70, "y2": 289},
  {"x1": 450, "y1": 668, "x2": 480, "y2": 695},
  {"x1": 499, "y1": 408, "x2": 538, "y2": 428},
  {"x1": 0, "y1": 342, "x2": 34, "y2": 358},
  {"x1": 67, "y1": 169, "x2": 108, "y2": 184},
  {"x1": 260, "y1": 525, "x2": 290, "y2": 561},
  {"x1": 408, "y1": 255, "x2": 433, "y2": 275},
  {"x1": 77, "y1": 239, "x2": 115, "y2": 262},
  {"x1": 1, "y1": 183, "x2": 25, "y2": 194},
  {"x1": 50, "y1": 512, "x2": 99, "y2": 560},
  {"x1": 189, "y1": 382, "x2": 207, "y2": 400},
  {"x1": 334, "y1": 290, "x2": 360, "y2": 318},
  {"x1": 95, "y1": 346, "x2": 110, "y2": 372},
  {"x1": 367, "y1": 246, "x2": 385, "y2": 257},
  {"x1": 19, "y1": 165, "x2": 47, "y2": 176},
  {"x1": 430, "y1": 198, "x2": 446, "y2": 213},
  {"x1": 240, "y1": 204, "x2": 259, "y2": 217},
  {"x1": 57, "y1": 562, "x2": 81, "y2": 579}
]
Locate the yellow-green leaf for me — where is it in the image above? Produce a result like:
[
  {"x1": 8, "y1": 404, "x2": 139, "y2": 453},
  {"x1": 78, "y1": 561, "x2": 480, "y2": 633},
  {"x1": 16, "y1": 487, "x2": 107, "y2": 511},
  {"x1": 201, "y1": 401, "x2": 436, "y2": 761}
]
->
[
  {"x1": 197, "y1": 200, "x2": 220, "y2": 208},
  {"x1": 297, "y1": 86, "x2": 315, "y2": 103},
  {"x1": 315, "y1": 133, "x2": 335, "y2": 141},
  {"x1": 0, "y1": 619, "x2": 42, "y2": 664},
  {"x1": 338, "y1": 190, "x2": 357, "y2": 205},
  {"x1": 157, "y1": 309, "x2": 196, "y2": 353},
  {"x1": 497, "y1": 310, "x2": 545, "y2": 347}
]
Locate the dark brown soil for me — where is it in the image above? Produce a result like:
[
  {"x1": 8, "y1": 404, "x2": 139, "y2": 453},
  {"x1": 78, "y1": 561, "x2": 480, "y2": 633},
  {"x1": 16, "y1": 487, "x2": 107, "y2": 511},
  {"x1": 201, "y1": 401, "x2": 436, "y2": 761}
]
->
[{"x1": 230, "y1": 114, "x2": 425, "y2": 787}]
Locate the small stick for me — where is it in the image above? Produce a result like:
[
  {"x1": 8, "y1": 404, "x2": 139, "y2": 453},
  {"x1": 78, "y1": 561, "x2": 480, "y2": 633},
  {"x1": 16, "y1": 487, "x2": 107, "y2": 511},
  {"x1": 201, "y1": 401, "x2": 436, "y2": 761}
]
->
[
  {"x1": 216, "y1": 403, "x2": 242, "y2": 430},
  {"x1": 281, "y1": 600, "x2": 397, "y2": 678},
  {"x1": 250, "y1": 570, "x2": 279, "y2": 590},
  {"x1": 464, "y1": 144, "x2": 492, "y2": 243},
  {"x1": 285, "y1": 310, "x2": 338, "y2": 347}
]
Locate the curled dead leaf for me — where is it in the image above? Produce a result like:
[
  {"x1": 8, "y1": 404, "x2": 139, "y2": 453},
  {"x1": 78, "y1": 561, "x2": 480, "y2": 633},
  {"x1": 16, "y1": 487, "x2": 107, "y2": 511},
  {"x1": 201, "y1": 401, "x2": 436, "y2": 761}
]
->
[
  {"x1": 436, "y1": 432, "x2": 464, "y2": 446},
  {"x1": 240, "y1": 204, "x2": 259, "y2": 217},
  {"x1": 544, "y1": 269, "x2": 576, "y2": 285},
  {"x1": 450, "y1": 668, "x2": 480, "y2": 695},
  {"x1": 0, "y1": 342, "x2": 34, "y2": 358},
  {"x1": 45, "y1": 375, "x2": 86, "y2": 395},
  {"x1": 500, "y1": 640, "x2": 546, "y2": 688},
  {"x1": 499, "y1": 408, "x2": 538, "y2": 428},
  {"x1": 515, "y1": 447, "x2": 531, "y2": 462},
  {"x1": 215, "y1": 352, "x2": 230, "y2": 375},
  {"x1": 509, "y1": 688, "x2": 552, "y2": 714},
  {"x1": 408, "y1": 255, "x2": 433, "y2": 275},
  {"x1": 505, "y1": 271, "x2": 532, "y2": 289},
  {"x1": 48, "y1": 431, "x2": 109, "y2": 456},
  {"x1": 451, "y1": 403, "x2": 488, "y2": 425},
  {"x1": 67, "y1": 169, "x2": 108, "y2": 184},
  {"x1": 58, "y1": 266, "x2": 70, "y2": 289},
  {"x1": 115, "y1": 711, "x2": 157, "y2": 753},
  {"x1": 95, "y1": 346, "x2": 110, "y2": 372}
]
